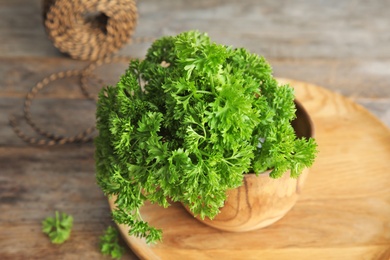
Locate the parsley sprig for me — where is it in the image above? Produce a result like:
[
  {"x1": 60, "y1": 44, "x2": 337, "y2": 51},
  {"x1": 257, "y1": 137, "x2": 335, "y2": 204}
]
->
[
  {"x1": 42, "y1": 211, "x2": 73, "y2": 244},
  {"x1": 99, "y1": 226, "x2": 125, "y2": 259},
  {"x1": 95, "y1": 30, "x2": 318, "y2": 243}
]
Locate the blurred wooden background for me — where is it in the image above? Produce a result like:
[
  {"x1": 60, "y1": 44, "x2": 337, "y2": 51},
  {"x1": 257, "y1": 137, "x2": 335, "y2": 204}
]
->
[
  {"x1": 1, "y1": 0, "x2": 389, "y2": 126},
  {"x1": 0, "y1": 0, "x2": 389, "y2": 259}
]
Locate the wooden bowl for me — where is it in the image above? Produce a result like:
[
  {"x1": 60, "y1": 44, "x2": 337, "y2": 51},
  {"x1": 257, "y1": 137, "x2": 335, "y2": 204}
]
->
[{"x1": 185, "y1": 100, "x2": 314, "y2": 232}]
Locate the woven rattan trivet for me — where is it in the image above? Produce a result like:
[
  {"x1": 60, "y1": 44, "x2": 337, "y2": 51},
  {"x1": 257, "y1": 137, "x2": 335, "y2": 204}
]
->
[{"x1": 43, "y1": 0, "x2": 139, "y2": 61}]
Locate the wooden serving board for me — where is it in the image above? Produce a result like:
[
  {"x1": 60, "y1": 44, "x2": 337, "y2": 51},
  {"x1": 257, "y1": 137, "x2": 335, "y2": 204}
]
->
[{"x1": 108, "y1": 79, "x2": 390, "y2": 260}]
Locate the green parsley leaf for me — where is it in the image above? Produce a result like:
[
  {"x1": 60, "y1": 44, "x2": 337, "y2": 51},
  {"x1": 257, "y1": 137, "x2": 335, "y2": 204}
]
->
[
  {"x1": 99, "y1": 226, "x2": 125, "y2": 259},
  {"x1": 42, "y1": 211, "x2": 73, "y2": 244}
]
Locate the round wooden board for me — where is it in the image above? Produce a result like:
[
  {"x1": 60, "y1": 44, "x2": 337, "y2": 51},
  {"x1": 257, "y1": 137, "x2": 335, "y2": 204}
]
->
[{"x1": 108, "y1": 79, "x2": 390, "y2": 260}]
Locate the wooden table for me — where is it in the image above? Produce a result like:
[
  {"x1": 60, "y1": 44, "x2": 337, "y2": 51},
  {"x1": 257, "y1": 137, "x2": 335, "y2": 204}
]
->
[{"x1": 1, "y1": 1, "x2": 389, "y2": 259}]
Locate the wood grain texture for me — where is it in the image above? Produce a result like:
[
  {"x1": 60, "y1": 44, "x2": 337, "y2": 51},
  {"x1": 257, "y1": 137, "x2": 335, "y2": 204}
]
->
[
  {"x1": 0, "y1": 0, "x2": 389, "y2": 259},
  {"x1": 186, "y1": 101, "x2": 314, "y2": 232},
  {"x1": 183, "y1": 101, "x2": 314, "y2": 232},
  {"x1": 110, "y1": 80, "x2": 390, "y2": 260},
  {"x1": 1, "y1": 0, "x2": 389, "y2": 127},
  {"x1": 0, "y1": 146, "x2": 137, "y2": 259},
  {"x1": 185, "y1": 169, "x2": 309, "y2": 232}
]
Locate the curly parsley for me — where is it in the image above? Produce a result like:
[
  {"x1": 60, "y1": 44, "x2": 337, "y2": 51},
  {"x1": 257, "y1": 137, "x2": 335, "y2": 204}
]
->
[{"x1": 95, "y1": 30, "x2": 317, "y2": 243}]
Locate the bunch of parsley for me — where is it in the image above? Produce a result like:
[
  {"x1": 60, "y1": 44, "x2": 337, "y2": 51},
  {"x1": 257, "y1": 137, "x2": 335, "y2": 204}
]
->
[{"x1": 95, "y1": 30, "x2": 317, "y2": 243}]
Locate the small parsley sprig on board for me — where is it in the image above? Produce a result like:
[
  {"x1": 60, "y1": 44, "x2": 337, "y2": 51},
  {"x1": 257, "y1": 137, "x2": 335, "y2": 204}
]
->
[
  {"x1": 42, "y1": 211, "x2": 73, "y2": 244},
  {"x1": 99, "y1": 226, "x2": 125, "y2": 259},
  {"x1": 95, "y1": 30, "x2": 318, "y2": 243}
]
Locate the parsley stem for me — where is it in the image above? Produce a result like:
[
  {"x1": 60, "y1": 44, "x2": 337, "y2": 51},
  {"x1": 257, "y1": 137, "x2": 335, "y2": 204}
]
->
[
  {"x1": 196, "y1": 90, "x2": 213, "y2": 95},
  {"x1": 210, "y1": 76, "x2": 216, "y2": 95},
  {"x1": 199, "y1": 150, "x2": 211, "y2": 157},
  {"x1": 221, "y1": 158, "x2": 234, "y2": 166},
  {"x1": 55, "y1": 211, "x2": 60, "y2": 230}
]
